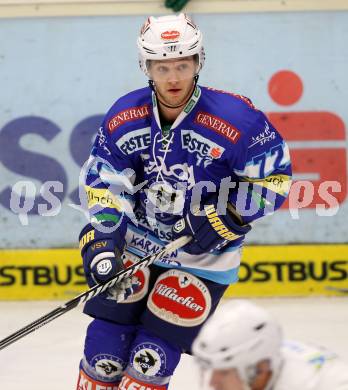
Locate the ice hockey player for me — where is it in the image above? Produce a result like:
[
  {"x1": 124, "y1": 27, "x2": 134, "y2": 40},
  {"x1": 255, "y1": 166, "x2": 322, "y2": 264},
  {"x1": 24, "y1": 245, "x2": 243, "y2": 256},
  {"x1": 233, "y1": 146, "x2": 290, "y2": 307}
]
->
[
  {"x1": 193, "y1": 300, "x2": 348, "y2": 390},
  {"x1": 76, "y1": 13, "x2": 292, "y2": 390}
]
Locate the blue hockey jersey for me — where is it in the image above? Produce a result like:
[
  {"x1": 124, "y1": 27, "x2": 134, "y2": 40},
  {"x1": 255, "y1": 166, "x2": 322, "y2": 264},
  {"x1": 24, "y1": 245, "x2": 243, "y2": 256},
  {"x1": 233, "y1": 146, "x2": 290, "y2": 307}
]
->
[{"x1": 83, "y1": 85, "x2": 292, "y2": 285}]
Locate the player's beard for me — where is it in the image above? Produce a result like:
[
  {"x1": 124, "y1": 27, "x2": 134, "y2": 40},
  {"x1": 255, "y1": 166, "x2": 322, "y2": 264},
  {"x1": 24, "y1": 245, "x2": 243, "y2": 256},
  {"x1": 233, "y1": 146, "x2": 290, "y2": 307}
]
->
[{"x1": 154, "y1": 80, "x2": 195, "y2": 109}]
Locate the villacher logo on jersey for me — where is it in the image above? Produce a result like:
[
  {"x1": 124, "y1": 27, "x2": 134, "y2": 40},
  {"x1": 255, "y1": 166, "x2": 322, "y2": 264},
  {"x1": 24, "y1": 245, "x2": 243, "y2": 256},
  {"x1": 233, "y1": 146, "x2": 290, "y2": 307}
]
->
[
  {"x1": 108, "y1": 104, "x2": 150, "y2": 133},
  {"x1": 147, "y1": 269, "x2": 212, "y2": 327},
  {"x1": 154, "y1": 284, "x2": 204, "y2": 312},
  {"x1": 195, "y1": 111, "x2": 241, "y2": 144}
]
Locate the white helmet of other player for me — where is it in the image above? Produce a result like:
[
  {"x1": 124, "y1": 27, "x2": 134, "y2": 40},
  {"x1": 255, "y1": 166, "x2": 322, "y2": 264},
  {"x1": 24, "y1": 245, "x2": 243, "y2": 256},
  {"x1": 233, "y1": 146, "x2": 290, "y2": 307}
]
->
[
  {"x1": 137, "y1": 13, "x2": 205, "y2": 78},
  {"x1": 192, "y1": 300, "x2": 283, "y2": 389}
]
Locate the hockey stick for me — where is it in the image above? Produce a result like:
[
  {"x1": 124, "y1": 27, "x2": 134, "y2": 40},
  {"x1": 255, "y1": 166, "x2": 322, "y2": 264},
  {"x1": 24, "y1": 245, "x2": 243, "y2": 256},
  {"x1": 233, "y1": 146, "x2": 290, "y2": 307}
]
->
[
  {"x1": 0, "y1": 235, "x2": 191, "y2": 351},
  {"x1": 325, "y1": 286, "x2": 348, "y2": 294}
]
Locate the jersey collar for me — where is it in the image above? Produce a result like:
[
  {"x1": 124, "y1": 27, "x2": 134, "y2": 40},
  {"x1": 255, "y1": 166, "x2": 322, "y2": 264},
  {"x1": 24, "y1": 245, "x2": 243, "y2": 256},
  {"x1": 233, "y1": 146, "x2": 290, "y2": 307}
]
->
[{"x1": 151, "y1": 85, "x2": 201, "y2": 130}]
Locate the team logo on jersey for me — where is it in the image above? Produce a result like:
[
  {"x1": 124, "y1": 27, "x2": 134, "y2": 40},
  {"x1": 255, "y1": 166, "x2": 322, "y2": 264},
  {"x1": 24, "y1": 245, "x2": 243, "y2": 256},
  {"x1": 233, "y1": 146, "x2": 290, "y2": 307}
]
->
[
  {"x1": 195, "y1": 111, "x2": 241, "y2": 144},
  {"x1": 91, "y1": 354, "x2": 125, "y2": 380},
  {"x1": 116, "y1": 251, "x2": 150, "y2": 303},
  {"x1": 140, "y1": 153, "x2": 196, "y2": 190},
  {"x1": 108, "y1": 104, "x2": 150, "y2": 133},
  {"x1": 145, "y1": 181, "x2": 186, "y2": 215},
  {"x1": 116, "y1": 127, "x2": 151, "y2": 155},
  {"x1": 181, "y1": 129, "x2": 225, "y2": 167},
  {"x1": 248, "y1": 121, "x2": 276, "y2": 148},
  {"x1": 147, "y1": 269, "x2": 212, "y2": 327},
  {"x1": 131, "y1": 342, "x2": 166, "y2": 377}
]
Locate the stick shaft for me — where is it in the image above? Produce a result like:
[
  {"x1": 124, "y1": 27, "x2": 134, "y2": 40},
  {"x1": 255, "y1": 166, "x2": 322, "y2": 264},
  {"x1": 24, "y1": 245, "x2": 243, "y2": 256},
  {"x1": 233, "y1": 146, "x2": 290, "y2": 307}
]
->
[{"x1": 0, "y1": 235, "x2": 190, "y2": 351}]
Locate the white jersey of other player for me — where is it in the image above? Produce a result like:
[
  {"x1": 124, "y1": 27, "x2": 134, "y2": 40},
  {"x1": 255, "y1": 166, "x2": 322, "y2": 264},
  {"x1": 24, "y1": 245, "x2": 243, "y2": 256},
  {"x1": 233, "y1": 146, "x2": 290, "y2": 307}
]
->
[
  {"x1": 274, "y1": 340, "x2": 348, "y2": 390},
  {"x1": 192, "y1": 300, "x2": 348, "y2": 390}
]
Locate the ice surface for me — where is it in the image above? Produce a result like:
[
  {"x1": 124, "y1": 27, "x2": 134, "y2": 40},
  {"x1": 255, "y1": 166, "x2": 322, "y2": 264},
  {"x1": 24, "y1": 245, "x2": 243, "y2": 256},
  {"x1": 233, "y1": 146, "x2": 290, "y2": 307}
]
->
[{"x1": 0, "y1": 297, "x2": 347, "y2": 389}]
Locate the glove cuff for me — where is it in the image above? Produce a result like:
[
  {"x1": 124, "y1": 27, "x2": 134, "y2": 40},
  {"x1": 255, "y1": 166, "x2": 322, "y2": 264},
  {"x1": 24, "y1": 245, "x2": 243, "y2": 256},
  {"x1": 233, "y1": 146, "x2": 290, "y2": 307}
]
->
[
  {"x1": 226, "y1": 203, "x2": 252, "y2": 234},
  {"x1": 79, "y1": 222, "x2": 125, "y2": 256}
]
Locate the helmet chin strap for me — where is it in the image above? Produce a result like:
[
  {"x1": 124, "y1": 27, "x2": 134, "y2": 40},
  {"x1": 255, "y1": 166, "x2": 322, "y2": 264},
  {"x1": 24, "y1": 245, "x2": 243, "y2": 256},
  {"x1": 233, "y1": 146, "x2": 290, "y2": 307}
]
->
[{"x1": 149, "y1": 75, "x2": 199, "y2": 110}]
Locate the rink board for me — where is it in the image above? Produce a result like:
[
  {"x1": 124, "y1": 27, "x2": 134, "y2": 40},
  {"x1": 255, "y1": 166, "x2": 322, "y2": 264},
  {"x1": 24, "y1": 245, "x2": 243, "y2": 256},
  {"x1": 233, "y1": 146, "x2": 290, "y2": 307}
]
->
[
  {"x1": 0, "y1": 245, "x2": 347, "y2": 300},
  {"x1": 226, "y1": 245, "x2": 348, "y2": 298}
]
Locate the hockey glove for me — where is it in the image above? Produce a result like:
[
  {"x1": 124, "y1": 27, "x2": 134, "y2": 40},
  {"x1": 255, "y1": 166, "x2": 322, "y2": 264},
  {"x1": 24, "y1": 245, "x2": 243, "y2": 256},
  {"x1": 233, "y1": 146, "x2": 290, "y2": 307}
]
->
[
  {"x1": 172, "y1": 195, "x2": 251, "y2": 255},
  {"x1": 79, "y1": 224, "x2": 138, "y2": 302}
]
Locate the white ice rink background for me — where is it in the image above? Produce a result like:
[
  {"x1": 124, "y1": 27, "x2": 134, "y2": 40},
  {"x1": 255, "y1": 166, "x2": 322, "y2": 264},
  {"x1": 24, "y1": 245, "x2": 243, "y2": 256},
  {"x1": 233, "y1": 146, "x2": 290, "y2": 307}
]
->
[{"x1": 1, "y1": 297, "x2": 347, "y2": 389}]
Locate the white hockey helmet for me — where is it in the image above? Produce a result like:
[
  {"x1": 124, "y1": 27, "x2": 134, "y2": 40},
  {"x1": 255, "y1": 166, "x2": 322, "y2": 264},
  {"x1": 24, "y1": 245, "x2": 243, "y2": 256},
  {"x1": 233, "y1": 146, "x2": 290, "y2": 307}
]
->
[
  {"x1": 192, "y1": 300, "x2": 283, "y2": 387},
  {"x1": 137, "y1": 13, "x2": 205, "y2": 78}
]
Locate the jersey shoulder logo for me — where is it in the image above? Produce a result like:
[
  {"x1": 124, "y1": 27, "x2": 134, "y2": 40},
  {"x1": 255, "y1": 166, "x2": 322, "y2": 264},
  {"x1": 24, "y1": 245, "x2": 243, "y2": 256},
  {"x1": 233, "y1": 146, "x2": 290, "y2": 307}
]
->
[
  {"x1": 107, "y1": 104, "x2": 150, "y2": 133},
  {"x1": 194, "y1": 111, "x2": 241, "y2": 144}
]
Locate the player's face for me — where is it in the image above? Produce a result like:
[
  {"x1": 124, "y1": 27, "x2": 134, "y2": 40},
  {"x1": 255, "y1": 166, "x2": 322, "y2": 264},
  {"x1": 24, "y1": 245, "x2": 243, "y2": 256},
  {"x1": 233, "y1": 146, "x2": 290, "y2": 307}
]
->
[
  {"x1": 209, "y1": 368, "x2": 247, "y2": 390},
  {"x1": 148, "y1": 56, "x2": 197, "y2": 107}
]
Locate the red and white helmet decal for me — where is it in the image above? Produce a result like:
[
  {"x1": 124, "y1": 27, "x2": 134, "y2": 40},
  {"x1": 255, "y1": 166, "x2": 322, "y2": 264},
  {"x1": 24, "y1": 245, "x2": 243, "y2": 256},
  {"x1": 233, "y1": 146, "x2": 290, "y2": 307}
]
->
[
  {"x1": 147, "y1": 269, "x2": 212, "y2": 327},
  {"x1": 160, "y1": 30, "x2": 181, "y2": 41},
  {"x1": 119, "y1": 251, "x2": 150, "y2": 304}
]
